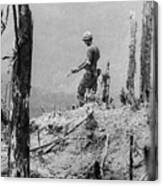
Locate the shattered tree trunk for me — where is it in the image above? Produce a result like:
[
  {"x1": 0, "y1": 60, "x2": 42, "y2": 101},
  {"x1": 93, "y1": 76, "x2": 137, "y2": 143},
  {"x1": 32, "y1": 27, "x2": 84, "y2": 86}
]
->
[
  {"x1": 126, "y1": 11, "x2": 137, "y2": 104},
  {"x1": 144, "y1": 2, "x2": 158, "y2": 181},
  {"x1": 103, "y1": 65, "x2": 111, "y2": 109},
  {"x1": 1, "y1": 5, "x2": 10, "y2": 35},
  {"x1": 140, "y1": 2, "x2": 153, "y2": 103},
  {"x1": 129, "y1": 135, "x2": 133, "y2": 180},
  {"x1": 8, "y1": 5, "x2": 33, "y2": 177}
]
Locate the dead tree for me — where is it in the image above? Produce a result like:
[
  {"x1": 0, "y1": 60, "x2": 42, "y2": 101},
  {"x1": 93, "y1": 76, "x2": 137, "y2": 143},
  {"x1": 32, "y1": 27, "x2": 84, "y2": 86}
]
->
[
  {"x1": 126, "y1": 11, "x2": 137, "y2": 105},
  {"x1": 140, "y1": 2, "x2": 153, "y2": 103},
  {"x1": 129, "y1": 135, "x2": 133, "y2": 180},
  {"x1": 141, "y1": 2, "x2": 158, "y2": 180},
  {"x1": 8, "y1": 5, "x2": 33, "y2": 177},
  {"x1": 1, "y1": 5, "x2": 10, "y2": 35},
  {"x1": 144, "y1": 2, "x2": 158, "y2": 180},
  {"x1": 102, "y1": 62, "x2": 111, "y2": 109}
]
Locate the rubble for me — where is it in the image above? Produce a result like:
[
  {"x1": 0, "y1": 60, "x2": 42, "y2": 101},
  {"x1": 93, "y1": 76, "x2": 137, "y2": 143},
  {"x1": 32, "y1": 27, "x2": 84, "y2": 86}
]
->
[{"x1": 1, "y1": 103, "x2": 151, "y2": 179}]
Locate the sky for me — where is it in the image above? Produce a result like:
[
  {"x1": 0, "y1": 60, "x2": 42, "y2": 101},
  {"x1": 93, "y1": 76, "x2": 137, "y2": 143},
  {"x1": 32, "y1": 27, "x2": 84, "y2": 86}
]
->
[{"x1": 1, "y1": 1, "x2": 143, "y2": 98}]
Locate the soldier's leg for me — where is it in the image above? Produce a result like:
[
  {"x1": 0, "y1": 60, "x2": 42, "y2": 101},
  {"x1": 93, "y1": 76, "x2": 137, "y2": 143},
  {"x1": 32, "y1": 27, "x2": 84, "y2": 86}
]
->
[
  {"x1": 88, "y1": 74, "x2": 97, "y2": 94},
  {"x1": 77, "y1": 83, "x2": 86, "y2": 107},
  {"x1": 77, "y1": 71, "x2": 93, "y2": 106}
]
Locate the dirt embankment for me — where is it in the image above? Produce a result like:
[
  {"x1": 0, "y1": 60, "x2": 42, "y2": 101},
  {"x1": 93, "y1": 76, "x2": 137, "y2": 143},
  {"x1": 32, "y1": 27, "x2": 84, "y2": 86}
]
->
[{"x1": 1, "y1": 104, "x2": 150, "y2": 180}]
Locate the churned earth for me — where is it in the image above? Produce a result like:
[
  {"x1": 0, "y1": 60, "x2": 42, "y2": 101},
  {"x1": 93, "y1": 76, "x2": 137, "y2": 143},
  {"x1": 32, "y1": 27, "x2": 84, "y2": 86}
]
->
[{"x1": 1, "y1": 103, "x2": 151, "y2": 180}]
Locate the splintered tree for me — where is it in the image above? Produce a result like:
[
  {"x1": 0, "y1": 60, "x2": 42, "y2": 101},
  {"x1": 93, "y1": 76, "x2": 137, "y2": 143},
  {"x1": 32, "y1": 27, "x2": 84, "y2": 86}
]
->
[
  {"x1": 102, "y1": 61, "x2": 111, "y2": 109},
  {"x1": 126, "y1": 11, "x2": 137, "y2": 105},
  {"x1": 1, "y1": 5, "x2": 10, "y2": 35},
  {"x1": 141, "y1": 1, "x2": 158, "y2": 181},
  {"x1": 8, "y1": 5, "x2": 33, "y2": 177},
  {"x1": 140, "y1": 2, "x2": 153, "y2": 103}
]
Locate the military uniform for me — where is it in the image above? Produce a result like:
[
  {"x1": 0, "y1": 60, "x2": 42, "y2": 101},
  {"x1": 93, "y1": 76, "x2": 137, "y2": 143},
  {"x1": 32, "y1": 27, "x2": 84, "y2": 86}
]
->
[{"x1": 77, "y1": 45, "x2": 100, "y2": 106}]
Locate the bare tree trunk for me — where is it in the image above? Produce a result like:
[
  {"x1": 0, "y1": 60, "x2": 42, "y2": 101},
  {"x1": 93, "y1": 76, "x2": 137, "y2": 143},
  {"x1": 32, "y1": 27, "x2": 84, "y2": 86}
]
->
[
  {"x1": 141, "y1": 1, "x2": 158, "y2": 180},
  {"x1": 129, "y1": 135, "x2": 133, "y2": 180},
  {"x1": 8, "y1": 5, "x2": 33, "y2": 177},
  {"x1": 146, "y1": 1, "x2": 158, "y2": 181},
  {"x1": 126, "y1": 11, "x2": 137, "y2": 105},
  {"x1": 1, "y1": 5, "x2": 10, "y2": 35},
  {"x1": 140, "y1": 2, "x2": 153, "y2": 103}
]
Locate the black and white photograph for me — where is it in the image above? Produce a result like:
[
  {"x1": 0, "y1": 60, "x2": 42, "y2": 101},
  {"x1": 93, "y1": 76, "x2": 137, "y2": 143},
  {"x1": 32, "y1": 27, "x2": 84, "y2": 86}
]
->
[{"x1": 1, "y1": 1, "x2": 158, "y2": 180}]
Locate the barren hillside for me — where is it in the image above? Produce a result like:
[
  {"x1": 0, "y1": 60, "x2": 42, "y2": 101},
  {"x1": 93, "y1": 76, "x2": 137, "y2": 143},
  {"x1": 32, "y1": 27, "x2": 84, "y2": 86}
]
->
[{"x1": 1, "y1": 103, "x2": 150, "y2": 179}]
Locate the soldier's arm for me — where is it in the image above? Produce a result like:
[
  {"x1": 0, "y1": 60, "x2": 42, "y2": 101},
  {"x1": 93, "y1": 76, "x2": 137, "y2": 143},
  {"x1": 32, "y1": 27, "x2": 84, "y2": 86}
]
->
[
  {"x1": 67, "y1": 47, "x2": 93, "y2": 76},
  {"x1": 76, "y1": 46, "x2": 94, "y2": 70},
  {"x1": 77, "y1": 59, "x2": 90, "y2": 70},
  {"x1": 68, "y1": 60, "x2": 89, "y2": 77},
  {"x1": 70, "y1": 61, "x2": 87, "y2": 74},
  {"x1": 72, "y1": 52, "x2": 92, "y2": 73}
]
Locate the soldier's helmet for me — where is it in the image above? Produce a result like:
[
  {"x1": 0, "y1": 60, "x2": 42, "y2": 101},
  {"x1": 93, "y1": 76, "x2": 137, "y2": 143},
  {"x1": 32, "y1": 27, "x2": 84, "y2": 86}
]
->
[{"x1": 82, "y1": 31, "x2": 93, "y2": 41}]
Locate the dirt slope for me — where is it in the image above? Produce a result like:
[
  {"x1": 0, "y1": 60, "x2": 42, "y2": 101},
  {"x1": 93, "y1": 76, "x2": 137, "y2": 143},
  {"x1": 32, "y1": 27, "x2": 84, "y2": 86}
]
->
[{"x1": 28, "y1": 103, "x2": 150, "y2": 180}]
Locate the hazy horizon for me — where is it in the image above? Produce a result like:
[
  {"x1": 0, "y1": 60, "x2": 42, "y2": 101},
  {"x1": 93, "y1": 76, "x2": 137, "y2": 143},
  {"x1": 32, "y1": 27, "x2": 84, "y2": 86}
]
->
[{"x1": 1, "y1": 1, "x2": 143, "y2": 99}]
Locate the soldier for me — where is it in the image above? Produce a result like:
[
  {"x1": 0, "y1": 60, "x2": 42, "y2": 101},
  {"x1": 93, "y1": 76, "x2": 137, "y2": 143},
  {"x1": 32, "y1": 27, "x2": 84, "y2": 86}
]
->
[
  {"x1": 69, "y1": 31, "x2": 100, "y2": 106},
  {"x1": 102, "y1": 61, "x2": 111, "y2": 108}
]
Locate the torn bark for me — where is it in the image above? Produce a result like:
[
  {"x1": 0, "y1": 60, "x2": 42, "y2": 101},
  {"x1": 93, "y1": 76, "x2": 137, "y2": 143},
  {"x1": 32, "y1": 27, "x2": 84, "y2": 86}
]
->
[
  {"x1": 1, "y1": 5, "x2": 10, "y2": 35},
  {"x1": 129, "y1": 135, "x2": 133, "y2": 180},
  {"x1": 8, "y1": 5, "x2": 33, "y2": 177},
  {"x1": 140, "y1": 2, "x2": 153, "y2": 103},
  {"x1": 141, "y1": 1, "x2": 158, "y2": 180},
  {"x1": 126, "y1": 11, "x2": 137, "y2": 106}
]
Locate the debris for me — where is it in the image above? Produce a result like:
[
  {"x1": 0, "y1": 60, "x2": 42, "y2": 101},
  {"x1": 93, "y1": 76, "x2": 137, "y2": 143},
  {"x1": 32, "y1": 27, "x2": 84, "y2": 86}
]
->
[
  {"x1": 100, "y1": 134, "x2": 109, "y2": 177},
  {"x1": 1, "y1": 104, "x2": 150, "y2": 179}
]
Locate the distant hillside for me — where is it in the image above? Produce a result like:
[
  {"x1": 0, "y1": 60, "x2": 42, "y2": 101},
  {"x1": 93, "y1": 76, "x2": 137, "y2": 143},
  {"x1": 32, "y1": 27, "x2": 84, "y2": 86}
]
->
[
  {"x1": 1, "y1": 72, "x2": 121, "y2": 118},
  {"x1": 30, "y1": 87, "x2": 77, "y2": 118},
  {"x1": 1, "y1": 73, "x2": 77, "y2": 118}
]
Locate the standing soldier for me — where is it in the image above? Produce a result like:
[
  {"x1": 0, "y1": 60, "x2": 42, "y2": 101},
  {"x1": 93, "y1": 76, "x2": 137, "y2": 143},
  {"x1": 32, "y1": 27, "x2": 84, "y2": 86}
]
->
[
  {"x1": 68, "y1": 31, "x2": 100, "y2": 106},
  {"x1": 102, "y1": 61, "x2": 111, "y2": 109}
]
